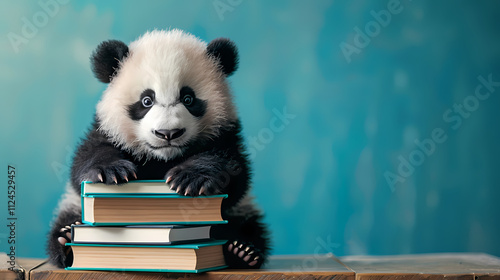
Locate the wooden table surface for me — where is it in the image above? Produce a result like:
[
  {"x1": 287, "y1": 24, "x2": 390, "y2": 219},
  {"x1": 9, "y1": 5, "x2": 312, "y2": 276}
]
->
[
  {"x1": 340, "y1": 253, "x2": 500, "y2": 280},
  {"x1": 1, "y1": 253, "x2": 499, "y2": 280}
]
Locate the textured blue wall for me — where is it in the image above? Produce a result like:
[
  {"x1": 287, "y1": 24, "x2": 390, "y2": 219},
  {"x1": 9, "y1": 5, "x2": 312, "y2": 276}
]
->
[{"x1": 1, "y1": 1, "x2": 500, "y2": 259}]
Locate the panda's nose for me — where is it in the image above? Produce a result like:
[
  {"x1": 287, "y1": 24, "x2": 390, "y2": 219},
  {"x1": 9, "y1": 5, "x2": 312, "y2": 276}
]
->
[{"x1": 154, "y1": 129, "x2": 185, "y2": 140}]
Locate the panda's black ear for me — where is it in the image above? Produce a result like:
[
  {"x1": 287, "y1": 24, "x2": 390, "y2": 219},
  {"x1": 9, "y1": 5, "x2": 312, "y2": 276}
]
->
[
  {"x1": 90, "y1": 40, "x2": 129, "y2": 83},
  {"x1": 207, "y1": 38, "x2": 238, "y2": 76}
]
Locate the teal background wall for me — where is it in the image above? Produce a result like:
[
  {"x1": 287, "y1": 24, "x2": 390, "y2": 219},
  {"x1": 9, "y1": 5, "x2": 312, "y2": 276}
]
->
[{"x1": 1, "y1": 1, "x2": 500, "y2": 260}]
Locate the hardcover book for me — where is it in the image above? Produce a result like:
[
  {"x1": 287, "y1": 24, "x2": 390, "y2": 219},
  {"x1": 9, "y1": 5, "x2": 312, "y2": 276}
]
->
[
  {"x1": 81, "y1": 194, "x2": 227, "y2": 225},
  {"x1": 71, "y1": 224, "x2": 212, "y2": 245},
  {"x1": 65, "y1": 240, "x2": 227, "y2": 272},
  {"x1": 82, "y1": 180, "x2": 175, "y2": 195}
]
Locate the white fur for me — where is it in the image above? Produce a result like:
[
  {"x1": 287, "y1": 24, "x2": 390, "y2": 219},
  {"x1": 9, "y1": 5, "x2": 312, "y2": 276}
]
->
[
  {"x1": 54, "y1": 183, "x2": 81, "y2": 217},
  {"x1": 96, "y1": 29, "x2": 238, "y2": 161},
  {"x1": 137, "y1": 102, "x2": 200, "y2": 159}
]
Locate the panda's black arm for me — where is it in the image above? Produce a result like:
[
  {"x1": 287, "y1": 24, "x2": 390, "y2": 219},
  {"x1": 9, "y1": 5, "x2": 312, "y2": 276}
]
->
[
  {"x1": 70, "y1": 125, "x2": 136, "y2": 191},
  {"x1": 166, "y1": 122, "x2": 251, "y2": 207}
]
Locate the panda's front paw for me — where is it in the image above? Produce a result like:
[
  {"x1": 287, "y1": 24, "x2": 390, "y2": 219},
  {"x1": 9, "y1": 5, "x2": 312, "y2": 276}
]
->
[
  {"x1": 165, "y1": 163, "x2": 225, "y2": 196},
  {"x1": 83, "y1": 159, "x2": 137, "y2": 184}
]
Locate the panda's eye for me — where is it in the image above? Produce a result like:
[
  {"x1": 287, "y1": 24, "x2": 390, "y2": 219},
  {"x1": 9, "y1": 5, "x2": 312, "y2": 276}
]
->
[
  {"x1": 182, "y1": 94, "x2": 194, "y2": 106},
  {"x1": 142, "y1": 96, "x2": 154, "y2": 107}
]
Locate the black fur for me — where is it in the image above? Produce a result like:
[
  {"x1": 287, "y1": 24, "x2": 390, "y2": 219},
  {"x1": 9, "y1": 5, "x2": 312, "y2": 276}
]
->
[
  {"x1": 90, "y1": 40, "x2": 129, "y2": 83},
  {"x1": 128, "y1": 89, "x2": 156, "y2": 121},
  {"x1": 47, "y1": 119, "x2": 271, "y2": 268},
  {"x1": 180, "y1": 86, "x2": 207, "y2": 118},
  {"x1": 207, "y1": 38, "x2": 239, "y2": 76}
]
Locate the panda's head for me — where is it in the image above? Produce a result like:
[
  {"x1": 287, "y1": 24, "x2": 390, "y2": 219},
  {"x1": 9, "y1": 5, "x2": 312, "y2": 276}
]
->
[{"x1": 92, "y1": 29, "x2": 239, "y2": 160}]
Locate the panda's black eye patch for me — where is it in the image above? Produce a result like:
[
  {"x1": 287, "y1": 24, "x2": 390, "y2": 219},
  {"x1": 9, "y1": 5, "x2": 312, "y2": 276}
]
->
[
  {"x1": 180, "y1": 86, "x2": 206, "y2": 118},
  {"x1": 128, "y1": 89, "x2": 155, "y2": 121}
]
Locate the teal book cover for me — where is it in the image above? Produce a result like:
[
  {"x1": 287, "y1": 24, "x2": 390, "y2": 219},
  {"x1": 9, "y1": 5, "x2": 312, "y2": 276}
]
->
[
  {"x1": 65, "y1": 240, "x2": 228, "y2": 273},
  {"x1": 65, "y1": 266, "x2": 229, "y2": 273},
  {"x1": 70, "y1": 224, "x2": 214, "y2": 245},
  {"x1": 81, "y1": 180, "x2": 178, "y2": 195},
  {"x1": 81, "y1": 221, "x2": 228, "y2": 226},
  {"x1": 67, "y1": 239, "x2": 226, "y2": 248},
  {"x1": 81, "y1": 194, "x2": 228, "y2": 225}
]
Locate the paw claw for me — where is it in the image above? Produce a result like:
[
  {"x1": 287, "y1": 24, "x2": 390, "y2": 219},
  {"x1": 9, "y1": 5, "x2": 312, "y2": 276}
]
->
[
  {"x1": 166, "y1": 176, "x2": 172, "y2": 184},
  {"x1": 248, "y1": 256, "x2": 260, "y2": 267},
  {"x1": 184, "y1": 187, "x2": 190, "y2": 196},
  {"x1": 199, "y1": 186, "x2": 206, "y2": 195},
  {"x1": 132, "y1": 171, "x2": 137, "y2": 179},
  {"x1": 97, "y1": 173, "x2": 103, "y2": 182},
  {"x1": 124, "y1": 176, "x2": 128, "y2": 182}
]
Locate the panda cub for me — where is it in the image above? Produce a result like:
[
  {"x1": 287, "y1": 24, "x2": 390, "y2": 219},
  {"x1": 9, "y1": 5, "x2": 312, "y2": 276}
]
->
[{"x1": 47, "y1": 29, "x2": 270, "y2": 269}]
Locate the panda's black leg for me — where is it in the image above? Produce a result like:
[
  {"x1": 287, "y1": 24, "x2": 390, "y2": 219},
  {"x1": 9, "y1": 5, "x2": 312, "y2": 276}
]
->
[
  {"x1": 212, "y1": 210, "x2": 271, "y2": 269},
  {"x1": 47, "y1": 209, "x2": 81, "y2": 268}
]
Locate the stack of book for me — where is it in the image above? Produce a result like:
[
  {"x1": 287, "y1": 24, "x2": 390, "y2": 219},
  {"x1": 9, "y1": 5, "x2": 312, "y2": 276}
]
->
[{"x1": 66, "y1": 180, "x2": 228, "y2": 272}]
